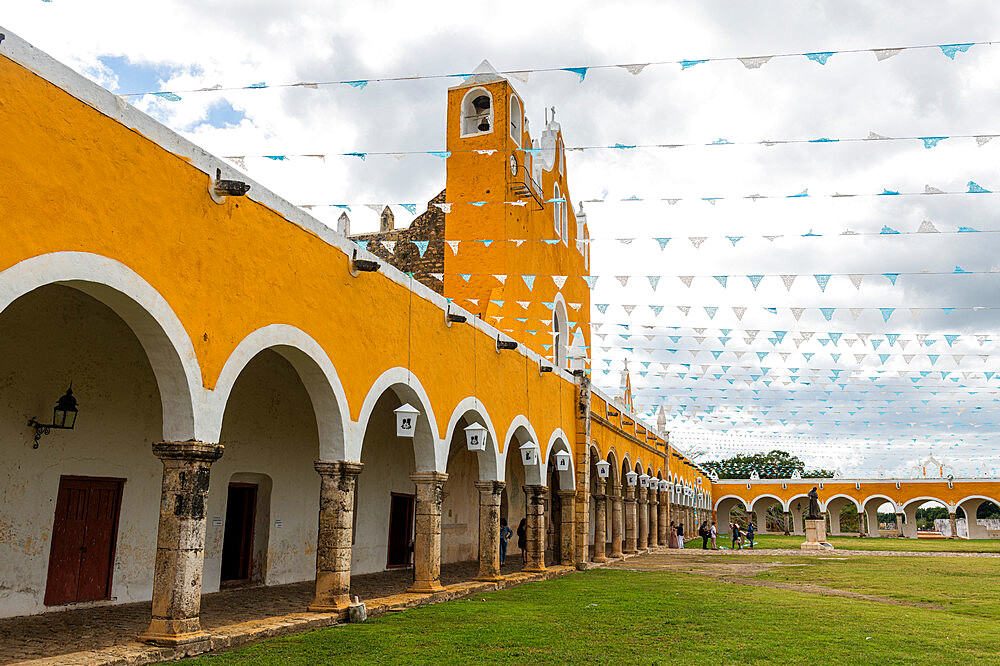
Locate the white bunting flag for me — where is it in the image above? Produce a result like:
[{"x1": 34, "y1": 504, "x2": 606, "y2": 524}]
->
[
  {"x1": 552, "y1": 275, "x2": 567, "y2": 289},
  {"x1": 732, "y1": 306, "x2": 746, "y2": 320},
  {"x1": 679, "y1": 276, "x2": 695, "y2": 287},
  {"x1": 689, "y1": 237, "x2": 707, "y2": 248},
  {"x1": 739, "y1": 56, "x2": 773, "y2": 69},
  {"x1": 917, "y1": 220, "x2": 939, "y2": 233},
  {"x1": 873, "y1": 48, "x2": 903, "y2": 61},
  {"x1": 781, "y1": 275, "x2": 797, "y2": 291},
  {"x1": 849, "y1": 274, "x2": 865, "y2": 289},
  {"x1": 616, "y1": 275, "x2": 630, "y2": 286},
  {"x1": 447, "y1": 240, "x2": 460, "y2": 254},
  {"x1": 791, "y1": 307, "x2": 805, "y2": 321},
  {"x1": 382, "y1": 241, "x2": 396, "y2": 253},
  {"x1": 494, "y1": 274, "x2": 507, "y2": 284}
]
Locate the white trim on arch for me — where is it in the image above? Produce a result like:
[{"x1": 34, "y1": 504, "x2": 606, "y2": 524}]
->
[
  {"x1": 356, "y1": 367, "x2": 443, "y2": 472},
  {"x1": 207, "y1": 324, "x2": 350, "y2": 460},
  {"x1": 901, "y1": 496, "x2": 953, "y2": 512},
  {"x1": 543, "y1": 428, "x2": 575, "y2": 489},
  {"x1": 442, "y1": 396, "x2": 502, "y2": 482},
  {"x1": 501, "y1": 415, "x2": 542, "y2": 485},
  {"x1": 714, "y1": 495, "x2": 750, "y2": 512},
  {"x1": 821, "y1": 493, "x2": 862, "y2": 513},
  {"x1": 749, "y1": 494, "x2": 787, "y2": 512},
  {"x1": 0, "y1": 251, "x2": 202, "y2": 441},
  {"x1": 956, "y1": 495, "x2": 1000, "y2": 510}
]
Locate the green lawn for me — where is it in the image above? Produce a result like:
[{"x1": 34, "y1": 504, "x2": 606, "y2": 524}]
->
[
  {"x1": 753, "y1": 554, "x2": 1000, "y2": 619},
  {"x1": 191, "y1": 565, "x2": 1000, "y2": 665},
  {"x1": 686, "y1": 534, "x2": 1000, "y2": 552}
]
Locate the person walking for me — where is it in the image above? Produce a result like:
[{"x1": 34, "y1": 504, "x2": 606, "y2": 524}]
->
[
  {"x1": 731, "y1": 521, "x2": 741, "y2": 550},
  {"x1": 499, "y1": 518, "x2": 513, "y2": 566},
  {"x1": 675, "y1": 520, "x2": 684, "y2": 548},
  {"x1": 747, "y1": 522, "x2": 756, "y2": 550},
  {"x1": 516, "y1": 517, "x2": 528, "y2": 564},
  {"x1": 710, "y1": 521, "x2": 718, "y2": 550},
  {"x1": 699, "y1": 521, "x2": 710, "y2": 549},
  {"x1": 667, "y1": 520, "x2": 679, "y2": 549}
]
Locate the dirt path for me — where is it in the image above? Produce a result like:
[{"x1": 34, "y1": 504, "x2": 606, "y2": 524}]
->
[{"x1": 608, "y1": 551, "x2": 945, "y2": 609}]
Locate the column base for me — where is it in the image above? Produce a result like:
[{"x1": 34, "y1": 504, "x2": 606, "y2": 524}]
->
[
  {"x1": 139, "y1": 619, "x2": 210, "y2": 647},
  {"x1": 592, "y1": 555, "x2": 609, "y2": 563},
  {"x1": 523, "y1": 564, "x2": 546, "y2": 573},
  {"x1": 475, "y1": 575, "x2": 504, "y2": 583},
  {"x1": 408, "y1": 580, "x2": 446, "y2": 594},
  {"x1": 306, "y1": 600, "x2": 351, "y2": 617}
]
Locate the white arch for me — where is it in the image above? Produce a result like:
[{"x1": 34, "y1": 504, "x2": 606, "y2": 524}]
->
[
  {"x1": 209, "y1": 325, "x2": 350, "y2": 460},
  {"x1": 749, "y1": 493, "x2": 787, "y2": 512},
  {"x1": 902, "y1": 496, "x2": 952, "y2": 512},
  {"x1": 357, "y1": 367, "x2": 443, "y2": 472},
  {"x1": 0, "y1": 251, "x2": 201, "y2": 441},
  {"x1": 822, "y1": 493, "x2": 862, "y2": 513},
  {"x1": 860, "y1": 494, "x2": 898, "y2": 513},
  {"x1": 542, "y1": 428, "x2": 575, "y2": 489},
  {"x1": 500, "y1": 414, "x2": 542, "y2": 485},
  {"x1": 714, "y1": 494, "x2": 749, "y2": 512},
  {"x1": 460, "y1": 87, "x2": 493, "y2": 138},
  {"x1": 442, "y1": 396, "x2": 502, "y2": 482},
  {"x1": 552, "y1": 293, "x2": 569, "y2": 368},
  {"x1": 956, "y1": 495, "x2": 1000, "y2": 510}
]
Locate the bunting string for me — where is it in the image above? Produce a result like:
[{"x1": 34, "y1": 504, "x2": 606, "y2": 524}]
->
[
  {"x1": 222, "y1": 131, "x2": 999, "y2": 162},
  {"x1": 123, "y1": 40, "x2": 995, "y2": 99},
  {"x1": 296, "y1": 180, "x2": 997, "y2": 209}
]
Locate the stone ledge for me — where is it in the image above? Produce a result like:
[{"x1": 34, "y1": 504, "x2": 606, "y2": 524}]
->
[{"x1": 13, "y1": 566, "x2": 579, "y2": 666}]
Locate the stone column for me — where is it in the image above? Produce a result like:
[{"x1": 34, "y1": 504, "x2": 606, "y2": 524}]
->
[
  {"x1": 557, "y1": 490, "x2": 576, "y2": 565},
  {"x1": 895, "y1": 512, "x2": 905, "y2": 537},
  {"x1": 524, "y1": 485, "x2": 548, "y2": 571},
  {"x1": 474, "y1": 480, "x2": 504, "y2": 581},
  {"x1": 648, "y1": 489, "x2": 658, "y2": 549},
  {"x1": 783, "y1": 511, "x2": 791, "y2": 535},
  {"x1": 755, "y1": 507, "x2": 768, "y2": 533},
  {"x1": 409, "y1": 471, "x2": 448, "y2": 593},
  {"x1": 592, "y1": 480, "x2": 608, "y2": 563},
  {"x1": 309, "y1": 460, "x2": 363, "y2": 615},
  {"x1": 948, "y1": 511, "x2": 958, "y2": 539},
  {"x1": 657, "y1": 492, "x2": 668, "y2": 546},
  {"x1": 637, "y1": 486, "x2": 649, "y2": 552},
  {"x1": 624, "y1": 486, "x2": 637, "y2": 553},
  {"x1": 610, "y1": 485, "x2": 624, "y2": 558},
  {"x1": 140, "y1": 441, "x2": 223, "y2": 647}
]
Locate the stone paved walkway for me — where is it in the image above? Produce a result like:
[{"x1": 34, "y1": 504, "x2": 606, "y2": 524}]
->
[{"x1": 0, "y1": 560, "x2": 530, "y2": 664}]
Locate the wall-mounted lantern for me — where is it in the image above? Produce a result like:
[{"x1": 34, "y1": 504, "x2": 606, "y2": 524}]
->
[
  {"x1": 639, "y1": 473, "x2": 650, "y2": 488},
  {"x1": 554, "y1": 450, "x2": 571, "y2": 472},
  {"x1": 464, "y1": 422, "x2": 488, "y2": 452},
  {"x1": 519, "y1": 441, "x2": 539, "y2": 466},
  {"x1": 625, "y1": 470, "x2": 638, "y2": 486},
  {"x1": 661, "y1": 480, "x2": 670, "y2": 492},
  {"x1": 596, "y1": 459, "x2": 610, "y2": 479},
  {"x1": 394, "y1": 403, "x2": 419, "y2": 438},
  {"x1": 28, "y1": 384, "x2": 78, "y2": 449}
]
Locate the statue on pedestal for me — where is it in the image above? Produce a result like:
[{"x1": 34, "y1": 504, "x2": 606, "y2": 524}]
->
[{"x1": 807, "y1": 487, "x2": 821, "y2": 520}]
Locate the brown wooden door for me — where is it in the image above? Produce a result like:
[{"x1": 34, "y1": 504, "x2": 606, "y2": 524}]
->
[
  {"x1": 44, "y1": 477, "x2": 124, "y2": 606},
  {"x1": 386, "y1": 493, "x2": 414, "y2": 568}
]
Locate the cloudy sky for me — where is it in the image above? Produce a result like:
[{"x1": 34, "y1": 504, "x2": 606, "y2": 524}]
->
[{"x1": 7, "y1": 1, "x2": 1000, "y2": 477}]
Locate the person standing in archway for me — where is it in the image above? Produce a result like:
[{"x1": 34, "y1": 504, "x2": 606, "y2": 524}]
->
[
  {"x1": 516, "y1": 518, "x2": 528, "y2": 564},
  {"x1": 499, "y1": 518, "x2": 513, "y2": 567},
  {"x1": 668, "y1": 521, "x2": 679, "y2": 548},
  {"x1": 710, "y1": 521, "x2": 718, "y2": 550},
  {"x1": 675, "y1": 520, "x2": 684, "y2": 548}
]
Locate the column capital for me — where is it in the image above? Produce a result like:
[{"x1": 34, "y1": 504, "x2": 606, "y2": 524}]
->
[
  {"x1": 609, "y1": 484, "x2": 622, "y2": 499},
  {"x1": 474, "y1": 480, "x2": 505, "y2": 493},
  {"x1": 314, "y1": 460, "x2": 364, "y2": 476},
  {"x1": 593, "y1": 493, "x2": 607, "y2": 501},
  {"x1": 523, "y1": 483, "x2": 548, "y2": 495},
  {"x1": 411, "y1": 470, "x2": 449, "y2": 484},
  {"x1": 557, "y1": 489, "x2": 577, "y2": 500},
  {"x1": 152, "y1": 441, "x2": 223, "y2": 463}
]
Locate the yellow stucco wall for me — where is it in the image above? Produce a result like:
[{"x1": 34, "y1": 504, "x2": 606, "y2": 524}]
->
[{"x1": 0, "y1": 52, "x2": 580, "y2": 454}]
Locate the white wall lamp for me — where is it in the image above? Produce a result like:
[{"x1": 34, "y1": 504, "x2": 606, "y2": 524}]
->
[{"x1": 394, "y1": 403, "x2": 419, "y2": 438}]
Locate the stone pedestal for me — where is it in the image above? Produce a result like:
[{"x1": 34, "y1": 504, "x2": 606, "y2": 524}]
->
[
  {"x1": 309, "y1": 460, "x2": 363, "y2": 614},
  {"x1": 557, "y1": 490, "x2": 576, "y2": 565},
  {"x1": 140, "y1": 441, "x2": 224, "y2": 647},
  {"x1": 610, "y1": 487, "x2": 624, "y2": 557},
  {"x1": 524, "y1": 485, "x2": 548, "y2": 572},
  {"x1": 801, "y1": 518, "x2": 833, "y2": 550},
  {"x1": 949, "y1": 512, "x2": 958, "y2": 539},
  {"x1": 623, "y1": 487, "x2": 637, "y2": 553},
  {"x1": 783, "y1": 511, "x2": 791, "y2": 536},
  {"x1": 593, "y1": 481, "x2": 608, "y2": 563},
  {"x1": 409, "y1": 471, "x2": 448, "y2": 593},
  {"x1": 474, "y1": 481, "x2": 504, "y2": 581},
  {"x1": 637, "y1": 487, "x2": 649, "y2": 552}
]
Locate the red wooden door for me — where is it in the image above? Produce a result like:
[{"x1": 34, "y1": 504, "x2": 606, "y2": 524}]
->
[{"x1": 44, "y1": 477, "x2": 124, "y2": 606}]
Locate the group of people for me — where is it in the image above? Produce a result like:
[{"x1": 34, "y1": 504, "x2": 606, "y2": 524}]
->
[
  {"x1": 692, "y1": 520, "x2": 756, "y2": 550},
  {"x1": 498, "y1": 517, "x2": 527, "y2": 567}
]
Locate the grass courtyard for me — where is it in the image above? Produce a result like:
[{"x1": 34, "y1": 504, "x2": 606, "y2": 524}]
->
[{"x1": 191, "y1": 547, "x2": 1000, "y2": 665}]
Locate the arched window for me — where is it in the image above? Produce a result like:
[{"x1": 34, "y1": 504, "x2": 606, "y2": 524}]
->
[
  {"x1": 552, "y1": 183, "x2": 562, "y2": 237},
  {"x1": 552, "y1": 298, "x2": 568, "y2": 367},
  {"x1": 460, "y1": 88, "x2": 493, "y2": 137},
  {"x1": 509, "y1": 94, "x2": 522, "y2": 147}
]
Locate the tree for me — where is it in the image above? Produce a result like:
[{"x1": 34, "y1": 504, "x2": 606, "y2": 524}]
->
[{"x1": 701, "y1": 450, "x2": 835, "y2": 479}]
